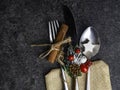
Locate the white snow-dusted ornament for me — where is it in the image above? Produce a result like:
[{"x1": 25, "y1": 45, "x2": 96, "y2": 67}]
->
[
  {"x1": 73, "y1": 54, "x2": 87, "y2": 65},
  {"x1": 79, "y1": 55, "x2": 87, "y2": 64}
]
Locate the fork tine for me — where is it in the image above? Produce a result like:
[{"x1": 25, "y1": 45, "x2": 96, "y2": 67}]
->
[
  {"x1": 53, "y1": 20, "x2": 57, "y2": 35},
  {"x1": 48, "y1": 22, "x2": 53, "y2": 43},
  {"x1": 56, "y1": 20, "x2": 59, "y2": 28},
  {"x1": 51, "y1": 21, "x2": 56, "y2": 41},
  {"x1": 49, "y1": 20, "x2": 59, "y2": 43}
]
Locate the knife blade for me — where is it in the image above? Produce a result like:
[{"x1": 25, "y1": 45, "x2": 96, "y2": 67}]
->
[{"x1": 63, "y1": 5, "x2": 78, "y2": 46}]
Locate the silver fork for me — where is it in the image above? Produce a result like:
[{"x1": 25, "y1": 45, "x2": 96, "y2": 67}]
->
[{"x1": 48, "y1": 20, "x2": 69, "y2": 90}]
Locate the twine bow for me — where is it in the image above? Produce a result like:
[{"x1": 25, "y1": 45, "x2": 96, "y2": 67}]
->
[
  {"x1": 31, "y1": 37, "x2": 71, "y2": 59},
  {"x1": 56, "y1": 50, "x2": 65, "y2": 66}
]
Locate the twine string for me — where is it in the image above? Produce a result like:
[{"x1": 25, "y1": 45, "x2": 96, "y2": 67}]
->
[{"x1": 31, "y1": 37, "x2": 71, "y2": 59}]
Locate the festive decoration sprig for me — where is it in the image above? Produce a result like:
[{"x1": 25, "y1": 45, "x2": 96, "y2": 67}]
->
[{"x1": 62, "y1": 44, "x2": 92, "y2": 77}]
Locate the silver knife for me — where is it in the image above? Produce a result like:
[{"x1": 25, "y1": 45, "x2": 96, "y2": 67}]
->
[{"x1": 63, "y1": 5, "x2": 79, "y2": 90}]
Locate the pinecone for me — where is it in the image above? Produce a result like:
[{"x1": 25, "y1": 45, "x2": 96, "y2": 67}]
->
[{"x1": 69, "y1": 64, "x2": 80, "y2": 76}]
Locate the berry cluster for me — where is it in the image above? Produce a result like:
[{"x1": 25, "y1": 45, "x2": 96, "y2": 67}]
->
[{"x1": 63, "y1": 45, "x2": 92, "y2": 77}]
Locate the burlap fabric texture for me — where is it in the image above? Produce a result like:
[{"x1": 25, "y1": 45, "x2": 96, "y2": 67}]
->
[{"x1": 45, "y1": 60, "x2": 112, "y2": 90}]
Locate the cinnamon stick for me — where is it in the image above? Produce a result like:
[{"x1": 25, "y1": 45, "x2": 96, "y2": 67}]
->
[{"x1": 48, "y1": 24, "x2": 68, "y2": 63}]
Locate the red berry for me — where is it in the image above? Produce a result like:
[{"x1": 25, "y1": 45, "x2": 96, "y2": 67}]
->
[
  {"x1": 68, "y1": 55, "x2": 74, "y2": 61},
  {"x1": 85, "y1": 60, "x2": 92, "y2": 67},
  {"x1": 75, "y1": 48, "x2": 80, "y2": 54},
  {"x1": 80, "y1": 64, "x2": 88, "y2": 73}
]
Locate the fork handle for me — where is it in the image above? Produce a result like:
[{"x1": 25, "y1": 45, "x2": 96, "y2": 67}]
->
[
  {"x1": 48, "y1": 24, "x2": 68, "y2": 63},
  {"x1": 75, "y1": 77, "x2": 79, "y2": 90}
]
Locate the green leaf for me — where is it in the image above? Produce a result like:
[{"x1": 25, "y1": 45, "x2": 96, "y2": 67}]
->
[
  {"x1": 62, "y1": 66, "x2": 66, "y2": 70},
  {"x1": 78, "y1": 71, "x2": 82, "y2": 76},
  {"x1": 68, "y1": 72, "x2": 74, "y2": 78}
]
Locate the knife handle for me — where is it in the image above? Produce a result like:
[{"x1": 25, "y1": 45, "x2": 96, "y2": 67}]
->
[{"x1": 48, "y1": 24, "x2": 68, "y2": 63}]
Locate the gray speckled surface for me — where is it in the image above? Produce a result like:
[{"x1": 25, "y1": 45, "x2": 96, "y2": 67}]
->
[{"x1": 0, "y1": 0, "x2": 120, "y2": 90}]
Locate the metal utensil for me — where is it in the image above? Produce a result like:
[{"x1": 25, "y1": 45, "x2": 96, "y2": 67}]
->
[
  {"x1": 80, "y1": 27, "x2": 100, "y2": 59},
  {"x1": 80, "y1": 26, "x2": 100, "y2": 90},
  {"x1": 63, "y1": 5, "x2": 78, "y2": 46},
  {"x1": 63, "y1": 5, "x2": 79, "y2": 90},
  {"x1": 48, "y1": 20, "x2": 69, "y2": 90}
]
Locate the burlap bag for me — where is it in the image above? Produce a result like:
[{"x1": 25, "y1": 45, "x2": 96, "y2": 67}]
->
[{"x1": 45, "y1": 60, "x2": 112, "y2": 90}]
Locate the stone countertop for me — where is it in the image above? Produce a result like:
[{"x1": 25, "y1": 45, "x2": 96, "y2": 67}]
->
[{"x1": 0, "y1": 0, "x2": 120, "y2": 90}]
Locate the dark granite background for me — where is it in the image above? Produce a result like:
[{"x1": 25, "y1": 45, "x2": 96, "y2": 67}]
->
[{"x1": 0, "y1": 0, "x2": 120, "y2": 90}]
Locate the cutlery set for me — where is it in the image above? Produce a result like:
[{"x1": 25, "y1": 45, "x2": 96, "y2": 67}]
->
[{"x1": 31, "y1": 5, "x2": 100, "y2": 90}]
